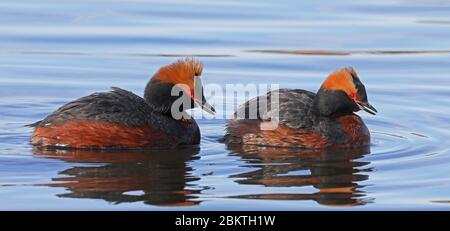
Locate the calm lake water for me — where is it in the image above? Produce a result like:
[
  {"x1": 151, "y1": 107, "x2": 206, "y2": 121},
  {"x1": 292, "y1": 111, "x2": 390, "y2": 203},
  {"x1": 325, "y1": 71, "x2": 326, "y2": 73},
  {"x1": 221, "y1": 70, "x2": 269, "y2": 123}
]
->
[{"x1": 1, "y1": 0, "x2": 450, "y2": 210}]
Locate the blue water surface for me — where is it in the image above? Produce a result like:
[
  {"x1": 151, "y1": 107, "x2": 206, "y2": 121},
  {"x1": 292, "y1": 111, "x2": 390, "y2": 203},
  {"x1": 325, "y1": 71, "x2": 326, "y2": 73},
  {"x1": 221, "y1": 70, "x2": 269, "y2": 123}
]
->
[{"x1": 1, "y1": 0, "x2": 450, "y2": 210}]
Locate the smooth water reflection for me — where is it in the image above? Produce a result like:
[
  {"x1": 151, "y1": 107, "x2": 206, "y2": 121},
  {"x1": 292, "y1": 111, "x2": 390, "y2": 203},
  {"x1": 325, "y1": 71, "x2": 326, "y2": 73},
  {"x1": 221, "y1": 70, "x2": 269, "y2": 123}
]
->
[
  {"x1": 29, "y1": 146, "x2": 372, "y2": 207},
  {"x1": 32, "y1": 147, "x2": 202, "y2": 207},
  {"x1": 228, "y1": 146, "x2": 372, "y2": 206}
]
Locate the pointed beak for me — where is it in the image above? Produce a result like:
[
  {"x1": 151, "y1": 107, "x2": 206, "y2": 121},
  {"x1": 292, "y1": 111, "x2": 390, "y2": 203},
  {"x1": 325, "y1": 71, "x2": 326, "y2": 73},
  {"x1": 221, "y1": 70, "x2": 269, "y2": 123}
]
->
[
  {"x1": 356, "y1": 101, "x2": 378, "y2": 115},
  {"x1": 200, "y1": 99, "x2": 216, "y2": 115},
  {"x1": 191, "y1": 90, "x2": 216, "y2": 115},
  {"x1": 192, "y1": 75, "x2": 215, "y2": 115},
  {"x1": 194, "y1": 96, "x2": 216, "y2": 115}
]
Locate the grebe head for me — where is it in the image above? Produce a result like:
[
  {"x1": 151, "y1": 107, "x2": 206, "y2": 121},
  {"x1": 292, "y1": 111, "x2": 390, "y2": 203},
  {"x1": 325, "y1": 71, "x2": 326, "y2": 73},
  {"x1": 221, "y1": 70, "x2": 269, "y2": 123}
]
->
[
  {"x1": 314, "y1": 67, "x2": 377, "y2": 117},
  {"x1": 144, "y1": 57, "x2": 215, "y2": 116}
]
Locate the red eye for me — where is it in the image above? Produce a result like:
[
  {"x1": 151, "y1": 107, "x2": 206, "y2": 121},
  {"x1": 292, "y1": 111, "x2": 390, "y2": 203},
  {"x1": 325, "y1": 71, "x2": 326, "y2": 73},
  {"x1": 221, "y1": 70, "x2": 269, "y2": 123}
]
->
[{"x1": 349, "y1": 92, "x2": 356, "y2": 99}]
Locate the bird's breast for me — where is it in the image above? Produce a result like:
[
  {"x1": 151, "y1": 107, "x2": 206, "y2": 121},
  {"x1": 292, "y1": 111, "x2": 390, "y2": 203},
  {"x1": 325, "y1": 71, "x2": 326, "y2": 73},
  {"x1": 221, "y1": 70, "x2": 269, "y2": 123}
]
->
[{"x1": 330, "y1": 114, "x2": 370, "y2": 148}]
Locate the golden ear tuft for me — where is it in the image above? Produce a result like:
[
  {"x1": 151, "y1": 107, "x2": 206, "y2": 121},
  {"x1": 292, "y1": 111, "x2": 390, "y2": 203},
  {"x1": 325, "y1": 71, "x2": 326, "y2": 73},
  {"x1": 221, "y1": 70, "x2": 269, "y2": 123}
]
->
[
  {"x1": 321, "y1": 67, "x2": 358, "y2": 95},
  {"x1": 154, "y1": 57, "x2": 204, "y2": 87},
  {"x1": 178, "y1": 57, "x2": 203, "y2": 77}
]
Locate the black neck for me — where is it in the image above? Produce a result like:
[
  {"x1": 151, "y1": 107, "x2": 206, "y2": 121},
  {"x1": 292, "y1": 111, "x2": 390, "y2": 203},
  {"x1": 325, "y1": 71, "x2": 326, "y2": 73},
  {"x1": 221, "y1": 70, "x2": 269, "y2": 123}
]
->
[
  {"x1": 144, "y1": 79, "x2": 194, "y2": 116},
  {"x1": 144, "y1": 79, "x2": 176, "y2": 115},
  {"x1": 313, "y1": 88, "x2": 358, "y2": 117}
]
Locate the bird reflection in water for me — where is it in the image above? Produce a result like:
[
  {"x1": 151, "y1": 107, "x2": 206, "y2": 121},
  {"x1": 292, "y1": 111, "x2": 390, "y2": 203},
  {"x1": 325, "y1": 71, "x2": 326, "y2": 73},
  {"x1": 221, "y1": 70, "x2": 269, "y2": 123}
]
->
[
  {"x1": 228, "y1": 145, "x2": 373, "y2": 206},
  {"x1": 33, "y1": 147, "x2": 202, "y2": 207}
]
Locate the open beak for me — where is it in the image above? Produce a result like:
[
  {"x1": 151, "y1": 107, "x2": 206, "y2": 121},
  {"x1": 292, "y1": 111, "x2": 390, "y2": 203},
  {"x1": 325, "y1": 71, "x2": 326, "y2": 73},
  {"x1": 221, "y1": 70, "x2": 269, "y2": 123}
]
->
[{"x1": 356, "y1": 101, "x2": 378, "y2": 115}]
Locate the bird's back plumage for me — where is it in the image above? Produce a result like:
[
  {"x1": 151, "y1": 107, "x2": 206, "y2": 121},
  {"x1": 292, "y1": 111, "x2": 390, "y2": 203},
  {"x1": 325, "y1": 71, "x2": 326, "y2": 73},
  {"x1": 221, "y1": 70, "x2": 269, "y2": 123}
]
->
[
  {"x1": 225, "y1": 89, "x2": 369, "y2": 149},
  {"x1": 32, "y1": 87, "x2": 200, "y2": 148}
]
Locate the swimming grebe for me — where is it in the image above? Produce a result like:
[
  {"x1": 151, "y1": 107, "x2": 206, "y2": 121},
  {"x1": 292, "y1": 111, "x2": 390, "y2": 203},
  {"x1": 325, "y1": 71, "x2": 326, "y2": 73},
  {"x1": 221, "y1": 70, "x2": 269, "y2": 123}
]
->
[
  {"x1": 31, "y1": 58, "x2": 215, "y2": 149},
  {"x1": 225, "y1": 67, "x2": 377, "y2": 149}
]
